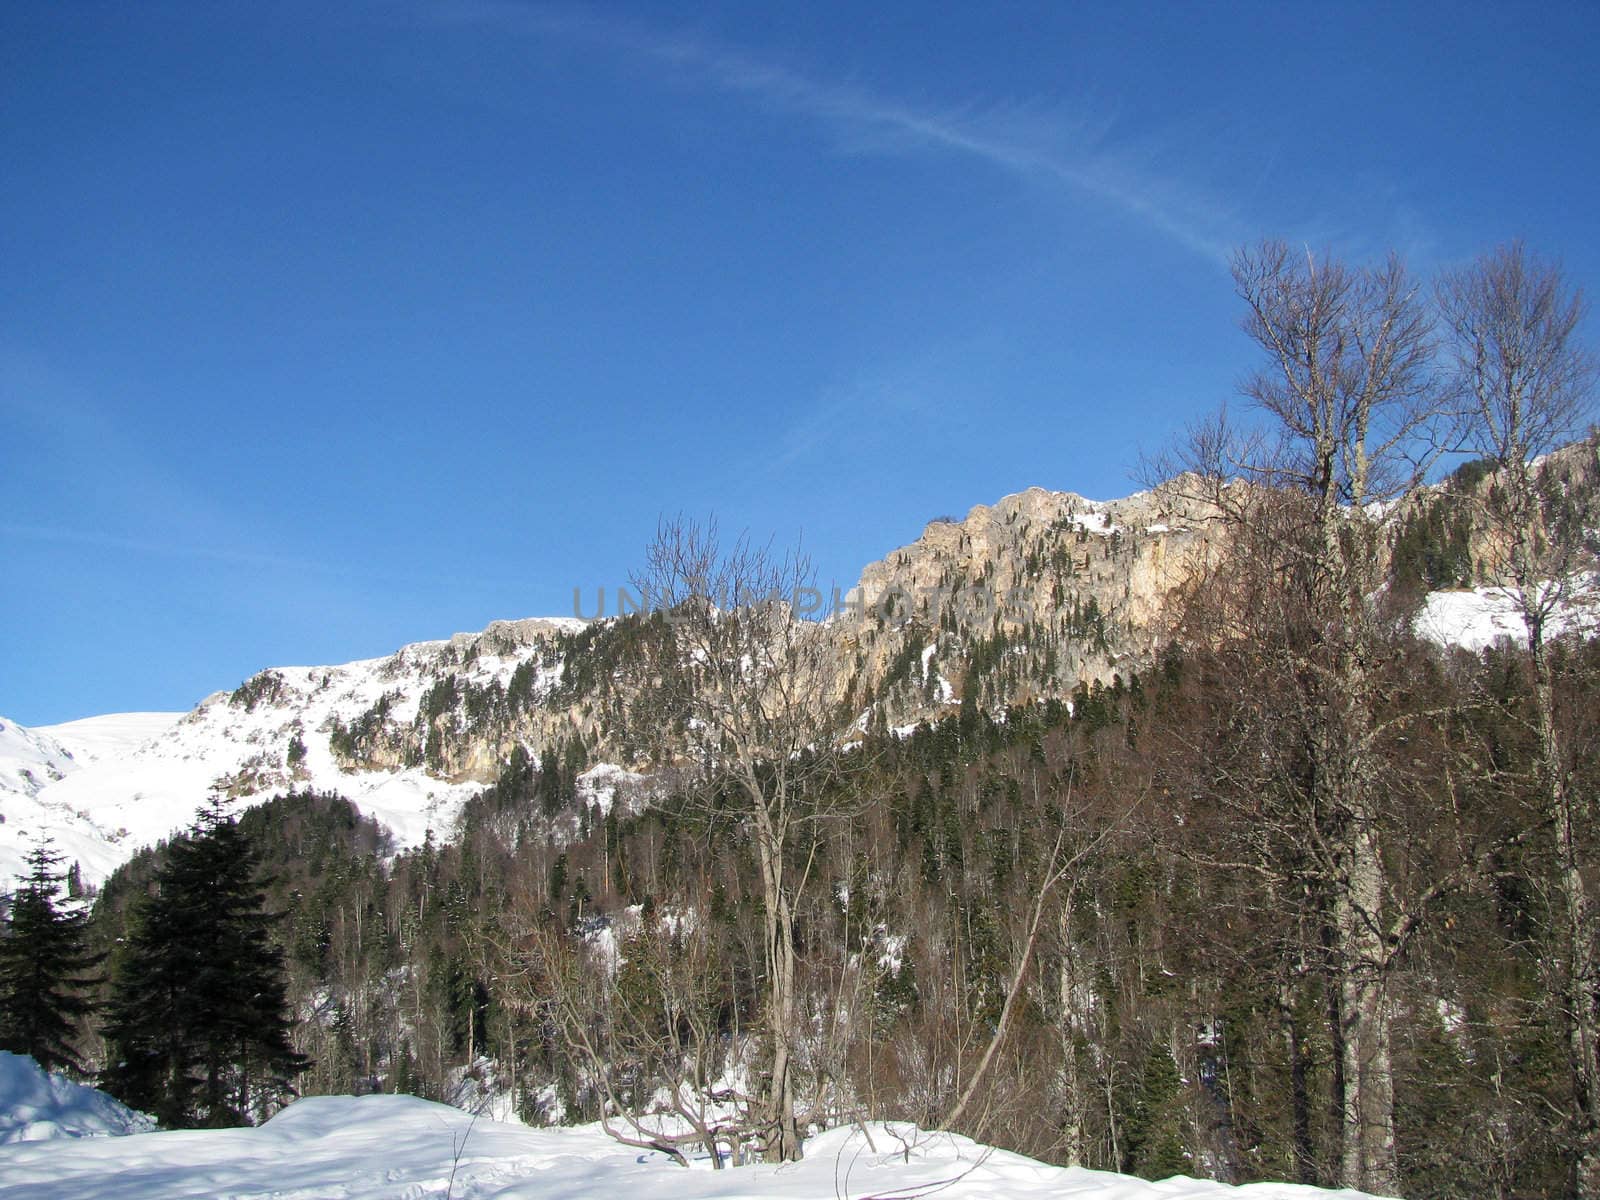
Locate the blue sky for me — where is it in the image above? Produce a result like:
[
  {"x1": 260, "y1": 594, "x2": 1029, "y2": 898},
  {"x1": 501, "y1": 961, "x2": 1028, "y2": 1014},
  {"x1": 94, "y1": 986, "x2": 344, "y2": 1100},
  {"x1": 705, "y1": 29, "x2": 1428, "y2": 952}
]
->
[{"x1": 3, "y1": 1, "x2": 1597, "y2": 724}]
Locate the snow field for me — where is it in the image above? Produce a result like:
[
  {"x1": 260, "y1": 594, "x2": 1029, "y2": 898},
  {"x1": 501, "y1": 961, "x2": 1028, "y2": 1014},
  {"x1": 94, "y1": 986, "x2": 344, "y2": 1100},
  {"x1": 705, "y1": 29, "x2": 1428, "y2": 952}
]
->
[
  {"x1": 0, "y1": 1053, "x2": 153, "y2": 1145},
  {"x1": 0, "y1": 1087, "x2": 1383, "y2": 1200},
  {"x1": 1414, "y1": 577, "x2": 1600, "y2": 653}
]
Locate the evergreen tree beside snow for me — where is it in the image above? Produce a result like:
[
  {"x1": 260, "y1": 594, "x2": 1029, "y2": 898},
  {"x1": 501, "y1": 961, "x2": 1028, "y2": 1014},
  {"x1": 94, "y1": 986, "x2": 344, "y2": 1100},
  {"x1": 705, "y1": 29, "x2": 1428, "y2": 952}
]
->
[
  {"x1": 0, "y1": 841, "x2": 100, "y2": 1076},
  {"x1": 101, "y1": 800, "x2": 306, "y2": 1128}
]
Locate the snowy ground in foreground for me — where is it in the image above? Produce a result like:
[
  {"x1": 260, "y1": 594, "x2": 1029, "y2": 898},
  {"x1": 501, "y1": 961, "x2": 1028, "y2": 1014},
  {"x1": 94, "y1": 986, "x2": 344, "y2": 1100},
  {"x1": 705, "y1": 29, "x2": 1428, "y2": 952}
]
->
[
  {"x1": 0, "y1": 1089, "x2": 1381, "y2": 1200},
  {"x1": 0, "y1": 1053, "x2": 153, "y2": 1145}
]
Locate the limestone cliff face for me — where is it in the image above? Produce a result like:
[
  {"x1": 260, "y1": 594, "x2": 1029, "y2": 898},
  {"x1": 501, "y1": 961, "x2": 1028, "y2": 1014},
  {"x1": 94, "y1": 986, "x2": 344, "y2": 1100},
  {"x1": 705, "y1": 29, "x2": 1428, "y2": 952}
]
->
[
  {"x1": 311, "y1": 484, "x2": 1234, "y2": 779},
  {"x1": 68, "y1": 449, "x2": 1593, "y2": 863},
  {"x1": 249, "y1": 445, "x2": 1600, "y2": 792},
  {"x1": 27, "y1": 453, "x2": 1591, "y2": 886},
  {"x1": 839, "y1": 482, "x2": 1223, "y2": 724},
  {"x1": 313, "y1": 617, "x2": 603, "y2": 783}
]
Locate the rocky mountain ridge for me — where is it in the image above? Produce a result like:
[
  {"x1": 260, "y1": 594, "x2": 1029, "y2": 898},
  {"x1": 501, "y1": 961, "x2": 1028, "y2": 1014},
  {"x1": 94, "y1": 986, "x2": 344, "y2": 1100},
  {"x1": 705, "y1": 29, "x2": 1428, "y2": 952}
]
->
[{"x1": 7, "y1": 450, "x2": 1594, "y2": 888}]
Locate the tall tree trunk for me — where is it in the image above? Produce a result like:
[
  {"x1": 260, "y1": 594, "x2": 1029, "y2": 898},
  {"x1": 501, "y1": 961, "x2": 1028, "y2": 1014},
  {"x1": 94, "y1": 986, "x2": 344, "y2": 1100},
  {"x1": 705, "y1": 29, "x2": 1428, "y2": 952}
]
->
[
  {"x1": 1533, "y1": 637, "x2": 1600, "y2": 1197},
  {"x1": 1324, "y1": 930, "x2": 1346, "y2": 1191},
  {"x1": 1279, "y1": 977, "x2": 1316, "y2": 1186},
  {"x1": 1337, "y1": 873, "x2": 1396, "y2": 1191},
  {"x1": 759, "y1": 833, "x2": 802, "y2": 1161},
  {"x1": 1327, "y1": 516, "x2": 1399, "y2": 1197},
  {"x1": 1328, "y1": 771, "x2": 1398, "y2": 1195},
  {"x1": 1059, "y1": 906, "x2": 1088, "y2": 1168}
]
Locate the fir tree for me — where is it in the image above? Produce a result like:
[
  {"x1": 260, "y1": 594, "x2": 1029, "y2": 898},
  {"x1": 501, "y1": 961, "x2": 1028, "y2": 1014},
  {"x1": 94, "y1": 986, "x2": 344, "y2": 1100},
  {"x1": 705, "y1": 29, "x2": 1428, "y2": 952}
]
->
[
  {"x1": 0, "y1": 841, "x2": 100, "y2": 1075},
  {"x1": 102, "y1": 799, "x2": 307, "y2": 1127}
]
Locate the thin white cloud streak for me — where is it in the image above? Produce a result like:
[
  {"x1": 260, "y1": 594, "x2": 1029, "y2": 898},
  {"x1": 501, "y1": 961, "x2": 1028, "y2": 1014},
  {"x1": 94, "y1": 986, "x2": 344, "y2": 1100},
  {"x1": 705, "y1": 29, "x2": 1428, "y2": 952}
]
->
[
  {"x1": 0, "y1": 521, "x2": 540, "y2": 596},
  {"x1": 0, "y1": 521, "x2": 363, "y2": 577},
  {"x1": 423, "y1": 1, "x2": 1239, "y2": 262},
  {"x1": 0, "y1": 344, "x2": 250, "y2": 555},
  {"x1": 766, "y1": 334, "x2": 1002, "y2": 471}
]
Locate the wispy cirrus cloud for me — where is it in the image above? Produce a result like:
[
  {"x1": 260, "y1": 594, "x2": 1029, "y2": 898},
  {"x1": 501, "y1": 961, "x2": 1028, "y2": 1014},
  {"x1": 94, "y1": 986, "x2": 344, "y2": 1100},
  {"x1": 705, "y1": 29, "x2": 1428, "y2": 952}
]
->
[{"x1": 419, "y1": 1, "x2": 1241, "y2": 262}]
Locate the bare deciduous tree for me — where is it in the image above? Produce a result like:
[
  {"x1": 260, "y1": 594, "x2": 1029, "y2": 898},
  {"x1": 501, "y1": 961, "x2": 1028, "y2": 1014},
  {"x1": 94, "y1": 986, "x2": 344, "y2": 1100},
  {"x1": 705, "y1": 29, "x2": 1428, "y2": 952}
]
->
[
  {"x1": 938, "y1": 773, "x2": 1128, "y2": 1135},
  {"x1": 1156, "y1": 241, "x2": 1445, "y2": 1194},
  {"x1": 550, "y1": 910, "x2": 741, "y2": 1167},
  {"x1": 1439, "y1": 242, "x2": 1600, "y2": 1195},
  {"x1": 627, "y1": 515, "x2": 858, "y2": 1162}
]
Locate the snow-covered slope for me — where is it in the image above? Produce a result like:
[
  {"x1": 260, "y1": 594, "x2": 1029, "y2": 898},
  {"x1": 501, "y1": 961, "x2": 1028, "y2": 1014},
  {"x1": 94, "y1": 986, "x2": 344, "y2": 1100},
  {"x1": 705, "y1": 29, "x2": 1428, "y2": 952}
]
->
[
  {"x1": 0, "y1": 1090, "x2": 1380, "y2": 1200},
  {"x1": 0, "y1": 1053, "x2": 153, "y2": 1145},
  {"x1": 0, "y1": 619, "x2": 589, "y2": 889},
  {"x1": 0, "y1": 718, "x2": 78, "y2": 803},
  {"x1": 0, "y1": 713, "x2": 184, "y2": 887},
  {"x1": 1415, "y1": 574, "x2": 1600, "y2": 652},
  {"x1": 38, "y1": 713, "x2": 187, "y2": 766}
]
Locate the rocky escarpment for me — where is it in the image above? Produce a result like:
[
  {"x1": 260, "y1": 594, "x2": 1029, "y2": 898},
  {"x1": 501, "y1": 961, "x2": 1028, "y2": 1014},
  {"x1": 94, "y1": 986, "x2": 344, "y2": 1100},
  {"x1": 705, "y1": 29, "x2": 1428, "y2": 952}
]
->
[
  {"x1": 19, "y1": 453, "x2": 1596, "y2": 885},
  {"x1": 838, "y1": 482, "x2": 1222, "y2": 724},
  {"x1": 231, "y1": 487, "x2": 1226, "y2": 786},
  {"x1": 311, "y1": 618, "x2": 600, "y2": 782}
]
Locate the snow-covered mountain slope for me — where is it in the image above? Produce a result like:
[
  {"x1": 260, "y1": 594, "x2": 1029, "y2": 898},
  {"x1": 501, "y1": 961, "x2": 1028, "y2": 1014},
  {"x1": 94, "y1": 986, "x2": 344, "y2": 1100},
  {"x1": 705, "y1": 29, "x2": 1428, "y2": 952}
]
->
[
  {"x1": 0, "y1": 713, "x2": 184, "y2": 887},
  {"x1": 0, "y1": 1090, "x2": 1381, "y2": 1200},
  {"x1": 0, "y1": 718, "x2": 78, "y2": 803},
  {"x1": 0, "y1": 619, "x2": 596, "y2": 890},
  {"x1": 0, "y1": 620, "x2": 611, "y2": 896},
  {"x1": 1414, "y1": 574, "x2": 1600, "y2": 652},
  {"x1": 37, "y1": 713, "x2": 186, "y2": 766}
]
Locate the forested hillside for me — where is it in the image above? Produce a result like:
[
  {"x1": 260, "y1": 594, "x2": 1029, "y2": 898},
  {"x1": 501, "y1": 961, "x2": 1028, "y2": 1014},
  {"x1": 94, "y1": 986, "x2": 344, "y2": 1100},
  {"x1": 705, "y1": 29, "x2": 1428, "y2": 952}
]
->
[{"x1": 73, "y1": 623, "x2": 1598, "y2": 1196}]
